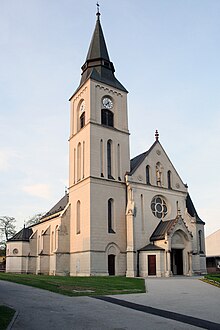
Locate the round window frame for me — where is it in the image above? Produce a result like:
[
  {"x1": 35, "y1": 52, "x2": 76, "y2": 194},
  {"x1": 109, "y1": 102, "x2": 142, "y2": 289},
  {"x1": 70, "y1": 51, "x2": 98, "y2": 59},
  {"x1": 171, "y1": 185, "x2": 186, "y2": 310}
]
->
[{"x1": 151, "y1": 195, "x2": 168, "y2": 219}]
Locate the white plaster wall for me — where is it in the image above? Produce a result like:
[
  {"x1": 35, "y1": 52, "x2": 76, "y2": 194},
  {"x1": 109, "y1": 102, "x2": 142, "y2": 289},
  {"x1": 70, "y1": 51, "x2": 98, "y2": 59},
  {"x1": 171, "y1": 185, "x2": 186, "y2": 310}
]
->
[{"x1": 205, "y1": 229, "x2": 220, "y2": 256}]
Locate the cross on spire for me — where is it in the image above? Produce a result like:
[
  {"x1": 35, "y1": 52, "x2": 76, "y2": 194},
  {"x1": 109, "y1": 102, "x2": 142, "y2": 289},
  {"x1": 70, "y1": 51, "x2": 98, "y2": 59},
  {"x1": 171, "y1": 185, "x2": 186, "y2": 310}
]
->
[
  {"x1": 155, "y1": 130, "x2": 159, "y2": 141},
  {"x1": 96, "y1": 2, "x2": 100, "y2": 20}
]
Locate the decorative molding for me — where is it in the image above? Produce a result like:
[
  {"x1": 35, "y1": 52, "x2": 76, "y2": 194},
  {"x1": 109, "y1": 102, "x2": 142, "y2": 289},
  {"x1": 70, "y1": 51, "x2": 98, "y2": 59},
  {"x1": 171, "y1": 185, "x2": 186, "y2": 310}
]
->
[
  {"x1": 72, "y1": 86, "x2": 88, "y2": 103},
  {"x1": 95, "y1": 84, "x2": 123, "y2": 97}
]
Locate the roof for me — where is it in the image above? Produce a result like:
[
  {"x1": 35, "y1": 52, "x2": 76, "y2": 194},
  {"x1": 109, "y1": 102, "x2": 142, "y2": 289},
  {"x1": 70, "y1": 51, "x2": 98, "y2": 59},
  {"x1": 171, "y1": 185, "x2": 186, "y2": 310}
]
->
[
  {"x1": 86, "y1": 12, "x2": 110, "y2": 62},
  {"x1": 130, "y1": 141, "x2": 157, "y2": 175},
  {"x1": 186, "y1": 194, "x2": 205, "y2": 224},
  {"x1": 8, "y1": 227, "x2": 33, "y2": 242},
  {"x1": 150, "y1": 219, "x2": 177, "y2": 241},
  {"x1": 41, "y1": 194, "x2": 69, "y2": 220},
  {"x1": 139, "y1": 243, "x2": 165, "y2": 251},
  {"x1": 71, "y1": 12, "x2": 127, "y2": 97}
]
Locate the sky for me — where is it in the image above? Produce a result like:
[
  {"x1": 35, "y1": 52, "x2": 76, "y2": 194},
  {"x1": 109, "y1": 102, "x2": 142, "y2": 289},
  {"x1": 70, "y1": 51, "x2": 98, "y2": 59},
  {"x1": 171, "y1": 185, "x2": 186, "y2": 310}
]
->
[{"x1": 0, "y1": 0, "x2": 220, "y2": 236}]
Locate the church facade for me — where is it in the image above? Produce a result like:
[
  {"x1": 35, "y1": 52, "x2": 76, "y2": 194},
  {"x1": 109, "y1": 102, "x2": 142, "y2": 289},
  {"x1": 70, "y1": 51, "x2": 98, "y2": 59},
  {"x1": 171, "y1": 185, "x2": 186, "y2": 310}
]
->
[{"x1": 6, "y1": 11, "x2": 207, "y2": 277}]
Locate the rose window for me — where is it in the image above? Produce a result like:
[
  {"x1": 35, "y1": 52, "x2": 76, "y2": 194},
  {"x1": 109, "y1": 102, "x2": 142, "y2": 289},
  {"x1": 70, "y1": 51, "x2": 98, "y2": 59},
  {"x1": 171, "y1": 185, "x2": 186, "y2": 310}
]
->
[{"x1": 151, "y1": 196, "x2": 167, "y2": 219}]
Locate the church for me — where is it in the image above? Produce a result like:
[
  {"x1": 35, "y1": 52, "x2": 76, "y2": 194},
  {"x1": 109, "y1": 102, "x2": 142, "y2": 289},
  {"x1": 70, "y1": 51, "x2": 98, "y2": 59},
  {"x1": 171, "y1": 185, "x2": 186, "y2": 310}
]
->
[{"x1": 6, "y1": 10, "x2": 207, "y2": 277}]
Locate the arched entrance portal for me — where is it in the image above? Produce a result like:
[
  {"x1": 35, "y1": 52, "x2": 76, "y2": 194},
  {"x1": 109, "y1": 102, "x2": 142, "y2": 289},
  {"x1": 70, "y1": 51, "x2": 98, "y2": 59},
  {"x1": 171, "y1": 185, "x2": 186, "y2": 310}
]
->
[
  {"x1": 171, "y1": 230, "x2": 186, "y2": 275},
  {"x1": 108, "y1": 254, "x2": 115, "y2": 275}
]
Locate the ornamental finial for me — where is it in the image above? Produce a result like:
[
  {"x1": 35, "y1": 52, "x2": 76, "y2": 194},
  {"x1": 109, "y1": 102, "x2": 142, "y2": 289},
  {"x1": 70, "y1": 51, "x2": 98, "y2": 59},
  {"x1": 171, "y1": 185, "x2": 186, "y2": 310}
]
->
[
  {"x1": 96, "y1": 2, "x2": 100, "y2": 20},
  {"x1": 155, "y1": 130, "x2": 159, "y2": 141}
]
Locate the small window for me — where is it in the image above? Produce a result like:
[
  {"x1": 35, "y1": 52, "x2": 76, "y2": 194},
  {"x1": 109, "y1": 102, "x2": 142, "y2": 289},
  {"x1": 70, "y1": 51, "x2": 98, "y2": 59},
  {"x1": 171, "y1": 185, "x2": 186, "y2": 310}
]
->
[
  {"x1": 80, "y1": 112, "x2": 85, "y2": 129},
  {"x1": 101, "y1": 109, "x2": 114, "y2": 127}
]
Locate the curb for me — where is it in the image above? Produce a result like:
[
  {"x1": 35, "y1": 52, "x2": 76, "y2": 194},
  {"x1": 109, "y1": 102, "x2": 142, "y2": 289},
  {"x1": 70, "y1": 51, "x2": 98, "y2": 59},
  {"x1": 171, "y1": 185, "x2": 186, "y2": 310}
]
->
[{"x1": 7, "y1": 310, "x2": 19, "y2": 330}]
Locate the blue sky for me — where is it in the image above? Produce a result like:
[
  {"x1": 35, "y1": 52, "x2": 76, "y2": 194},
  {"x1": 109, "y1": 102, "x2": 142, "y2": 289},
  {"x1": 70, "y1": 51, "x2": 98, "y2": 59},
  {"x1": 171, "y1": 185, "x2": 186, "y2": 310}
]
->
[{"x1": 0, "y1": 0, "x2": 220, "y2": 236}]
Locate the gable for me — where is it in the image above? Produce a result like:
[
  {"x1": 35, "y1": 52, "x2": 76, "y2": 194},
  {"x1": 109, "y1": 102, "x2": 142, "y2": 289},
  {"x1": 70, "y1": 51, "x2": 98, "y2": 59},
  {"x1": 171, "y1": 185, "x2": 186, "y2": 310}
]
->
[
  {"x1": 150, "y1": 216, "x2": 192, "y2": 242},
  {"x1": 129, "y1": 141, "x2": 187, "y2": 192}
]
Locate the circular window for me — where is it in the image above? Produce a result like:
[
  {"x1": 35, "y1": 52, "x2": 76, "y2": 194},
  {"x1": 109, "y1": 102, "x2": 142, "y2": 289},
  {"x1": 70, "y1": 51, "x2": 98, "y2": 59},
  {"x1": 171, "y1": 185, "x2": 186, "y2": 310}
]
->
[
  {"x1": 13, "y1": 248, "x2": 18, "y2": 255},
  {"x1": 151, "y1": 196, "x2": 167, "y2": 219}
]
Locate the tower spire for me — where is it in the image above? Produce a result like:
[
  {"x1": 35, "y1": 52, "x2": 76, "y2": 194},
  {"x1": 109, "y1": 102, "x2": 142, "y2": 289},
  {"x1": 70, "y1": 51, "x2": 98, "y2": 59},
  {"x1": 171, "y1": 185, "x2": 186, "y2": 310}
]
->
[{"x1": 76, "y1": 9, "x2": 127, "y2": 93}]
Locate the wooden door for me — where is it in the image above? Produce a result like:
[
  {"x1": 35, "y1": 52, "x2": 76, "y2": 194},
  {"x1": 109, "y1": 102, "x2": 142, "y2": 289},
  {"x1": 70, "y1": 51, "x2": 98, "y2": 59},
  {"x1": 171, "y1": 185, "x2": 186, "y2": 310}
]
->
[{"x1": 148, "y1": 255, "x2": 156, "y2": 275}]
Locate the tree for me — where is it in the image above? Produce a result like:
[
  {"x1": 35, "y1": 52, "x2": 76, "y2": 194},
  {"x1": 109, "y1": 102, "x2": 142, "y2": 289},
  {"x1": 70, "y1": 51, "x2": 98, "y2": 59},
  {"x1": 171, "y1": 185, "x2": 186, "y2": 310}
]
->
[
  {"x1": 26, "y1": 213, "x2": 45, "y2": 227},
  {"x1": 0, "y1": 216, "x2": 16, "y2": 249}
]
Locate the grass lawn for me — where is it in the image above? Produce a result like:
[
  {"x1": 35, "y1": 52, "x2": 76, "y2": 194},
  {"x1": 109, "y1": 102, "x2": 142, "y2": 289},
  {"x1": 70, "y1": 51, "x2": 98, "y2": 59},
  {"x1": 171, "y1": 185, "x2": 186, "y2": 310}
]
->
[
  {"x1": 0, "y1": 273, "x2": 145, "y2": 296},
  {"x1": 203, "y1": 273, "x2": 220, "y2": 288},
  {"x1": 0, "y1": 305, "x2": 15, "y2": 330}
]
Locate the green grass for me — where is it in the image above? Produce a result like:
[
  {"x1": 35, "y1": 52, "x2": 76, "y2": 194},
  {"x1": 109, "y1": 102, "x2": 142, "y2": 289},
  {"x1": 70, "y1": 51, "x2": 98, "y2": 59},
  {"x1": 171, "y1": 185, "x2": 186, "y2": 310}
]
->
[
  {"x1": 0, "y1": 273, "x2": 145, "y2": 296},
  {"x1": 0, "y1": 305, "x2": 15, "y2": 330},
  {"x1": 204, "y1": 273, "x2": 220, "y2": 287}
]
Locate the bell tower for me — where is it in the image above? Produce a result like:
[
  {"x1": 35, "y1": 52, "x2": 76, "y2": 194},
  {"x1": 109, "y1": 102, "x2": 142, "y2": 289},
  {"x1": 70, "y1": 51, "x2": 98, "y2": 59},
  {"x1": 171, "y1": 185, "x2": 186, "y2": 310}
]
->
[{"x1": 68, "y1": 8, "x2": 130, "y2": 276}]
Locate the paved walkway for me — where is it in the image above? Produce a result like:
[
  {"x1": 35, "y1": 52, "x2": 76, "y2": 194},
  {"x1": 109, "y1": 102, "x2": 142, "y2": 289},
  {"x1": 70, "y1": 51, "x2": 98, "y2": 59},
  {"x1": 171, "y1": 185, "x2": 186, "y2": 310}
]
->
[{"x1": 0, "y1": 277, "x2": 220, "y2": 329}]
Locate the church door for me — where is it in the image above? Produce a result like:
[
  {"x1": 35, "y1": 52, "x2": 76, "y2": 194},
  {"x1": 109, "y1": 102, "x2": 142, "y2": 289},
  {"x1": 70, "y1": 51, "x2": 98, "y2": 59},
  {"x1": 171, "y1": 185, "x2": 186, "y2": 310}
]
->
[
  {"x1": 108, "y1": 254, "x2": 115, "y2": 275},
  {"x1": 171, "y1": 249, "x2": 183, "y2": 275},
  {"x1": 148, "y1": 255, "x2": 156, "y2": 275}
]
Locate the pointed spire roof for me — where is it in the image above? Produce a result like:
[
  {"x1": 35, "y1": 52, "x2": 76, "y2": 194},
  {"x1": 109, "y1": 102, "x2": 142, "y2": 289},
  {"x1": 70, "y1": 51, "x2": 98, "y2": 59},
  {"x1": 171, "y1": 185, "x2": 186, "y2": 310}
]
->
[
  {"x1": 86, "y1": 11, "x2": 110, "y2": 62},
  {"x1": 73, "y1": 9, "x2": 127, "y2": 95}
]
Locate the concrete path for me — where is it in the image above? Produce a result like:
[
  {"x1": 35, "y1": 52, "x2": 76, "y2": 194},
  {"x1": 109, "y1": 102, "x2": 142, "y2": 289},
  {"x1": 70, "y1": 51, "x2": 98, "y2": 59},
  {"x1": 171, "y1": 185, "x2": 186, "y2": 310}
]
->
[{"x1": 0, "y1": 277, "x2": 219, "y2": 329}]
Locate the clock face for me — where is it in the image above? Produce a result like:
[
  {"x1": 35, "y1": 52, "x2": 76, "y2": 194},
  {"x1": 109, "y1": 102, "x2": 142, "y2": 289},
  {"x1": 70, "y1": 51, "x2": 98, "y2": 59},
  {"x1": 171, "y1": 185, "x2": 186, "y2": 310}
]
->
[
  {"x1": 80, "y1": 100, "x2": 85, "y2": 112},
  {"x1": 102, "y1": 97, "x2": 113, "y2": 109}
]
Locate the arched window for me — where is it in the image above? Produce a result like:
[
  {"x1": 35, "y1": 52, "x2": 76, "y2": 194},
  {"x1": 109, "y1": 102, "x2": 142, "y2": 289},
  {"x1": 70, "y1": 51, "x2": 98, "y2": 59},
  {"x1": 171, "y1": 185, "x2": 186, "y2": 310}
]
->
[
  {"x1": 41, "y1": 230, "x2": 44, "y2": 252},
  {"x1": 141, "y1": 194, "x2": 144, "y2": 231},
  {"x1": 167, "y1": 170, "x2": 172, "y2": 189},
  {"x1": 38, "y1": 235, "x2": 41, "y2": 254},
  {"x1": 51, "y1": 231, "x2": 54, "y2": 252},
  {"x1": 73, "y1": 148, "x2": 76, "y2": 184},
  {"x1": 101, "y1": 109, "x2": 114, "y2": 127},
  {"x1": 100, "y1": 139, "x2": 104, "y2": 177},
  {"x1": 82, "y1": 141, "x2": 85, "y2": 179},
  {"x1": 77, "y1": 142, "x2": 81, "y2": 181},
  {"x1": 76, "y1": 200, "x2": 81, "y2": 234},
  {"x1": 78, "y1": 100, "x2": 85, "y2": 131},
  {"x1": 117, "y1": 144, "x2": 121, "y2": 181},
  {"x1": 55, "y1": 226, "x2": 59, "y2": 250},
  {"x1": 80, "y1": 112, "x2": 85, "y2": 129},
  {"x1": 146, "y1": 165, "x2": 150, "y2": 185},
  {"x1": 107, "y1": 140, "x2": 113, "y2": 179},
  {"x1": 108, "y1": 198, "x2": 115, "y2": 233},
  {"x1": 199, "y1": 230, "x2": 203, "y2": 253}
]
